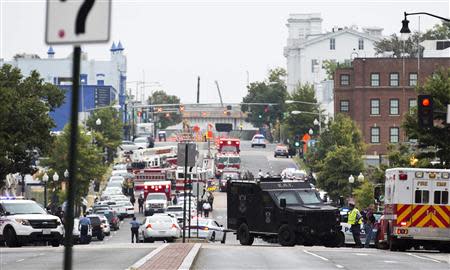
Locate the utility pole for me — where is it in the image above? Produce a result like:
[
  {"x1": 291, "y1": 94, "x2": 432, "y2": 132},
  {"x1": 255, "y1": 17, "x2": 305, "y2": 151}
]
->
[{"x1": 197, "y1": 76, "x2": 200, "y2": 104}]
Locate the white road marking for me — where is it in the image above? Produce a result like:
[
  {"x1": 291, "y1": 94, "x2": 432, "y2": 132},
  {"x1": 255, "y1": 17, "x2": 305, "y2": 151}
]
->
[
  {"x1": 354, "y1": 253, "x2": 368, "y2": 256},
  {"x1": 335, "y1": 265, "x2": 344, "y2": 268},
  {"x1": 406, "y1": 253, "x2": 441, "y2": 263},
  {"x1": 216, "y1": 216, "x2": 223, "y2": 219},
  {"x1": 303, "y1": 249, "x2": 329, "y2": 261},
  {"x1": 383, "y1": 261, "x2": 397, "y2": 264},
  {"x1": 16, "y1": 259, "x2": 24, "y2": 262}
]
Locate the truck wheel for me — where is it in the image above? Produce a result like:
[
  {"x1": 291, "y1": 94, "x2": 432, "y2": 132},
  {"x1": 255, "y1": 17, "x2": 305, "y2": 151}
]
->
[
  {"x1": 4, "y1": 227, "x2": 20, "y2": 247},
  {"x1": 51, "y1": 240, "x2": 60, "y2": 247},
  {"x1": 97, "y1": 233, "x2": 105, "y2": 241},
  {"x1": 278, "y1": 225, "x2": 296, "y2": 246},
  {"x1": 221, "y1": 232, "x2": 227, "y2": 244},
  {"x1": 238, "y1": 223, "x2": 254, "y2": 246}
]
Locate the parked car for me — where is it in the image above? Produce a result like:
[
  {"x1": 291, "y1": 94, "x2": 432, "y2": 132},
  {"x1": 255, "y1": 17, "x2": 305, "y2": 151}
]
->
[
  {"x1": 119, "y1": 141, "x2": 139, "y2": 152},
  {"x1": 220, "y1": 171, "x2": 240, "y2": 192},
  {"x1": 133, "y1": 137, "x2": 149, "y2": 149},
  {"x1": 99, "y1": 215, "x2": 111, "y2": 236},
  {"x1": 138, "y1": 214, "x2": 181, "y2": 243},
  {"x1": 103, "y1": 187, "x2": 123, "y2": 195},
  {"x1": 274, "y1": 144, "x2": 289, "y2": 158},
  {"x1": 87, "y1": 214, "x2": 105, "y2": 241},
  {"x1": 166, "y1": 205, "x2": 184, "y2": 224},
  {"x1": 103, "y1": 210, "x2": 120, "y2": 231},
  {"x1": 111, "y1": 170, "x2": 129, "y2": 177},
  {"x1": 184, "y1": 218, "x2": 226, "y2": 243},
  {"x1": 251, "y1": 134, "x2": 266, "y2": 148},
  {"x1": 113, "y1": 163, "x2": 128, "y2": 170}
]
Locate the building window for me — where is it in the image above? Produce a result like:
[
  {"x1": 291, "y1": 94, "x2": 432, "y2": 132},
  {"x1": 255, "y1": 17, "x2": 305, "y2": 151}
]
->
[
  {"x1": 311, "y1": 59, "x2": 319, "y2": 73},
  {"x1": 330, "y1": 38, "x2": 336, "y2": 50},
  {"x1": 371, "y1": 73, "x2": 380, "y2": 86},
  {"x1": 371, "y1": 127, "x2": 380, "y2": 143},
  {"x1": 340, "y1": 74, "x2": 350, "y2": 86},
  {"x1": 409, "y1": 99, "x2": 417, "y2": 114},
  {"x1": 409, "y1": 73, "x2": 418, "y2": 86},
  {"x1": 358, "y1": 38, "x2": 364, "y2": 50},
  {"x1": 370, "y1": 99, "x2": 380, "y2": 115},
  {"x1": 390, "y1": 127, "x2": 399, "y2": 143},
  {"x1": 390, "y1": 99, "x2": 399, "y2": 115},
  {"x1": 390, "y1": 73, "x2": 399, "y2": 86},
  {"x1": 340, "y1": 100, "x2": 349, "y2": 112},
  {"x1": 436, "y1": 41, "x2": 450, "y2": 50}
]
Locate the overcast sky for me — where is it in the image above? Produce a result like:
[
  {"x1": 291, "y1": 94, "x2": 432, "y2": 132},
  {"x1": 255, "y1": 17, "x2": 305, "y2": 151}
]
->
[{"x1": 1, "y1": 0, "x2": 449, "y2": 103}]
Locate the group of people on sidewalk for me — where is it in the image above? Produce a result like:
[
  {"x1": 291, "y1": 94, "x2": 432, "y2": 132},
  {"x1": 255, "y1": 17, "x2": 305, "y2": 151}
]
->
[{"x1": 347, "y1": 202, "x2": 376, "y2": 248}]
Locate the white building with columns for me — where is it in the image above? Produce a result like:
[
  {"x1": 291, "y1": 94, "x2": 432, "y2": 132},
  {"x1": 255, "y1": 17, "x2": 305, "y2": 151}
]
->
[{"x1": 284, "y1": 13, "x2": 383, "y2": 117}]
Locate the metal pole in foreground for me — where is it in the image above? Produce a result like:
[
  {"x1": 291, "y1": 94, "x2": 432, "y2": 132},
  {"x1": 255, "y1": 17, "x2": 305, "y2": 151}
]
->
[
  {"x1": 63, "y1": 46, "x2": 81, "y2": 270},
  {"x1": 197, "y1": 174, "x2": 199, "y2": 238},
  {"x1": 182, "y1": 144, "x2": 188, "y2": 243}
]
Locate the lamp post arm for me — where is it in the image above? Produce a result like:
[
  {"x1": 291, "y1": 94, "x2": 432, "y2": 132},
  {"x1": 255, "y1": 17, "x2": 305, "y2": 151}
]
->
[{"x1": 405, "y1": 11, "x2": 450, "y2": 22}]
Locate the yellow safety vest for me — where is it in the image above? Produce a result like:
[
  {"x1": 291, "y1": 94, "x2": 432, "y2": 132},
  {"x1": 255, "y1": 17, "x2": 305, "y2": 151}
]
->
[{"x1": 348, "y1": 208, "x2": 362, "y2": 225}]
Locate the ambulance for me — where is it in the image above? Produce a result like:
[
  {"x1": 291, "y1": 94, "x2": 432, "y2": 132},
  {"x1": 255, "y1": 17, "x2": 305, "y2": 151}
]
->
[{"x1": 377, "y1": 168, "x2": 450, "y2": 252}]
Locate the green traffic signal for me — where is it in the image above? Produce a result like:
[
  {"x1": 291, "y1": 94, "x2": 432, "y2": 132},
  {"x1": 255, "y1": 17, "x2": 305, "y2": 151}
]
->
[
  {"x1": 294, "y1": 141, "x2": 300, "y2": 147},
  {"x1": 258, "y1": 115, "x2": 262, "y2": 119}
]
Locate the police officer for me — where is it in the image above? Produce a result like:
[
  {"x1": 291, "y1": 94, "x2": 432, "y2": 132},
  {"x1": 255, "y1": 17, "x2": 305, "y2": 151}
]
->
[
  {"x1": 347, "y1": 202, "x2": 363, "y2": 248},
  {"x1": 130, "y1": 217, "x2": 140, "y2": 243},
  {"x1": 79, "y1": 214, "x2": 91, "y2": 244}
]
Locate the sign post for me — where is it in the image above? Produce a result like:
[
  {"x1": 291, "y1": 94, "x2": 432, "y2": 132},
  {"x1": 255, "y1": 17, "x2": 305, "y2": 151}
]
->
[{"x1": 46, "y1": 1, "x2": 111, "y2": 270}]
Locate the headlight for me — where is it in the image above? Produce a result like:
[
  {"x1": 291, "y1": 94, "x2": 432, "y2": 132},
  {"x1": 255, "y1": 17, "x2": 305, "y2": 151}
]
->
[{"x1": 15, "y1": 219, "x2": 31, "y2": 226}]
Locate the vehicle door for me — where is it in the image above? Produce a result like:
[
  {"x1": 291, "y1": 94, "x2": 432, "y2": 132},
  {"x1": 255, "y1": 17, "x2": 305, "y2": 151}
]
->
[
  {"x1": 411, "y1": 179, "x2": 432, "y2": 228},
  {"x1": 212, "y1": 220, "x2": 224, "y2": 240},
  {"x1": 431, "y1": 178, "x2": 449, "y2": 229},
  {"x1": 261, "y1": 192, "x2": 276, "y2": 233}
]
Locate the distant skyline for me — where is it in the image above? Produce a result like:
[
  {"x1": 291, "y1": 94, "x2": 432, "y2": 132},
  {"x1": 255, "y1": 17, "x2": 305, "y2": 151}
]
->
[{"x1": 1, "y1": 0, "x2": 449, "y2": 103}]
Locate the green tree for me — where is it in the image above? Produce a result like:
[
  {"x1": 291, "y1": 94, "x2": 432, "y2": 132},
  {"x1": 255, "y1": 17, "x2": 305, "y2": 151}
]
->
[
  {"x1": 86, "y1": 107, "x2": 123, "y2": 163},
  {"x1": 322, "y1": 60, "x2": 351, "y2": 80},
  {"x1": 316, "y1": 146, "x2": 364, "y2": 201},
  {"x1": 42, "y1": 125, "x2": 107, "y2": 205},
  {"x1": 148, "y1": 90, "x2": 182, "y2": 129},
  {"x1": 422, "y1": 22, "x2": 450, "y2": 40},
  {"x1": 374, "y1": 33, "x2": 422, "y2": 58},
  {"x1": 353, "y1": 181, "x2": 375, "y2": 209},
  {"x1": 0, "y1": 64, "x2": 65, "y2": 189},
  {"x1": 241, "y1": 68, "x2": 288, "y2": 128},
  {"x1": 403, "y1": 68, "x2": 450, "y2": 167},
  {"x1": 307, "y1": 114, "x2": 365, "y2": 171},
  {"x1": 284, "y1": 83, "x2": 321, "y2": 139}
]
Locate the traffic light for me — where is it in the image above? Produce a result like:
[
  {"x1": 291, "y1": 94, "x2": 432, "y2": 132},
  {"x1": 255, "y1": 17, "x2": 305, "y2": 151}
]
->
[
  {"x1": 418, "y1": 95, "x2": 433, "y2": 128},
  {"x1": 137, "y1": 111, "x2": 142, "y2": 118},
  {"x1": 294, "y1": 135, "x2": 301, "y2": 147},
  {"x1": 258, "y1": 114, "x2": 262, "y2": 119},
  {"x1": 179, "y1": 105, "x2": 185, "y2": 112},
  {"x1": 264, "y1": 105, "x2": 269, "y2": 113}
]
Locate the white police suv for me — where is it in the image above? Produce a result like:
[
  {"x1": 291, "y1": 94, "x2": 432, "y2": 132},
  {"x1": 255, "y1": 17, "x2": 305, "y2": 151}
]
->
[{"x1": 0, "y1": 197, "x2": 64, "y2": 247}]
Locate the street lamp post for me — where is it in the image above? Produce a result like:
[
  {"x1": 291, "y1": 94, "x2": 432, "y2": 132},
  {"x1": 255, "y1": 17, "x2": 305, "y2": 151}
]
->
[
  {"x1": 43, "y1": 173, "x2": 49, "y2": 208},
  {"x1": 348, "y1": 174, "x2": 355, "y2": 197},
  {"x1": 400, "y1": 11, "x2": 450, "y2": 40},
  {"x1": 290, "y1": 110, "x2": 323, "y2": 135},
  {"x1": 64, "y1": 169, "x2": 69, "y2": 192}
]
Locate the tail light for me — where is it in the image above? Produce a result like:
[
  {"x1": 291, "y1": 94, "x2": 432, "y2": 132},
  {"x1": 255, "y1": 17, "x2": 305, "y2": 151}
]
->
[
  {"x1": 171, "y1": 224, "x2": 178, "y2": 229},
  {"x1": 399, "y1": 173, "x2": 408, "y2": 180},
  {"x1": 146, "y1": 224, "x2": 152, "y2": 229},
  {"x1": 202, "y1": 226, "x2": 209, "y2": 231}
]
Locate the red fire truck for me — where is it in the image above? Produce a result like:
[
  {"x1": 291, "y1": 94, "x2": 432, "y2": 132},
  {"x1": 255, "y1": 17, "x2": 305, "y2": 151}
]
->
[
  {"x1": 143, "y1": 180, "x2": 172, "y2": 200},
  {"x1": 133, "y1": 168, "x2": 169, "y2": 191},
  {"x1": 218, "y1": 138, "x2": 240, "y2": 153},
  {"x1": 214, "y1": 152, "x2": 241, "y2": 177},
  {"x1": 377, "y1": 168, "x2": 450, "y2": 252}
]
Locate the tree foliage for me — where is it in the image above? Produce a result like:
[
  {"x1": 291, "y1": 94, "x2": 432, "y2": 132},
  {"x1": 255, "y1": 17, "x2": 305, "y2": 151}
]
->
[
  {"x1": 284, "y1": 83, "x2": 321, "y2": 139},
  {"x1": 0, "y1": 64, "x2": 65, "y2": 188},
  {"x1": 322, "y1": 60, "x2": 351, "y2": 80},
  {"x1": 86, "y1": 107, "x2": 123, "y2": 163},
  {"x1": 41, "y1": 125, "x2": 107, "y2": 204},
  {"x1": 354, "y1": 181, "x2": 374, "y2": 209},
  {"x1": 422, "y1": 22, "x2": 450, "y2": 40},
  {"x1": 148, "y1": 90, "x2": 182, "y2": 129},
  {"x1": 403, "y1": 68, "x2": 450, "y2": 167},
  {"x1": 241, "y1": 68, "x2": 288, "y2": 128}
]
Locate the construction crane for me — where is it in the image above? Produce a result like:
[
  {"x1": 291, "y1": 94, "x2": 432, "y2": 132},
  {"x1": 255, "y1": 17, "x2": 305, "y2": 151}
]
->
[{"x1": 215, "y1": 80, "x2": 224, "y2": 107}]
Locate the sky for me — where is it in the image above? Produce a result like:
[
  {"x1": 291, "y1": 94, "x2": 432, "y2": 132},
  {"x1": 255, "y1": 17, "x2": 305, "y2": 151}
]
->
[{"x1": 1, "y1": 0, "x2": 449, "y2": 104}]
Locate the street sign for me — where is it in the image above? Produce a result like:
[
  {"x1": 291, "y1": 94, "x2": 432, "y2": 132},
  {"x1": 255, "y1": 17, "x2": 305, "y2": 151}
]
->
[
  {"x1": 177, "y1": 143, "x2": 198, "y2": 167},
  {"x1": 45, "y1": 0, "x2": 111, "y2": 45}
]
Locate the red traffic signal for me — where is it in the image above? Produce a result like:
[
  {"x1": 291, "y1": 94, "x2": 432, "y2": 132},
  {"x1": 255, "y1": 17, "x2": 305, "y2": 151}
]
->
[
  {"x1": 264, "y1": 105, "x2": 269, "y2": 113},
  {"x1": 418, "y1": 95, "x2": 433, "y2": 128}
]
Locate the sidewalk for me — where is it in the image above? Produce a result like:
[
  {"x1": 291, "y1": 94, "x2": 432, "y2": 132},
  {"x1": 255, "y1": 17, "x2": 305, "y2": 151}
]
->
[{"x1": 135, "y1": 243, "x2": 200, "y2": 270}]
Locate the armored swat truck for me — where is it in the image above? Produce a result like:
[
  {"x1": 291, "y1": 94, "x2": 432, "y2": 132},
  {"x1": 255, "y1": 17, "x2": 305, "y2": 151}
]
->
[{"x1": 227, "y1": 178, "x2": 343, "y2": 246}]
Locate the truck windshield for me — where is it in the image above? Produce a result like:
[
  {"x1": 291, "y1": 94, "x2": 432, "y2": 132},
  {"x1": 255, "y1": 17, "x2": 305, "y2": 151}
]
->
[
  {"x1": 273, "y1": 191, "x2": 301, "y2": 205},
  {"x1": 221, "y1": 146, "x2": 238, "y2": 152},
  {"x1": 3, "y1": 202, "x2": 47, "y2": 215},
  {"x1": 147, "y1": 194, "x2": 167, "y2": 201},
  {"x1": 297, "y1": 190, "x2": 321, "y2": 204}
]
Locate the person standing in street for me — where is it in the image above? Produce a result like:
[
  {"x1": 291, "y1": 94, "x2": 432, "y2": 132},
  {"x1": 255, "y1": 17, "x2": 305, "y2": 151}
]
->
[
  {"x1": 130, "y1": 195, "x2": 136, "y2": 206},
  {"x1": 202, "y1": 200, "x2": 211, "y2": 218},
  {"x1": 362, "y1": 204, "x2": 376, "y2": 248},
  {"x1": 207, "y1": 192, "x2": 214, "y2": 212},
  {"x1": 138, "y1": 194, "x2": 144, "y2": 214},
  {"x1": 79, "y1": 214, "x2": 91, "y2": 244},
  {"x1": 347, "y1": 202, "x2": 363, "y2": 248},
  {"x1": 130, "y1": 217, "x2": 140, "y2": 243}
]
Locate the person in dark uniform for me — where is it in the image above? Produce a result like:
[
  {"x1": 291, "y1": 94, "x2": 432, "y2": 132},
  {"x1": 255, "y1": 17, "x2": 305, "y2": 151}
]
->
[
  {"x1": 138, "y1": 194, "x2": 144, "y2": 214},
  {"x1": 130, "y1": 217, "x2": 140, "y2": 243},
  {"x1": 78, "y1": 214, "x2": 91, "y2": 244}
]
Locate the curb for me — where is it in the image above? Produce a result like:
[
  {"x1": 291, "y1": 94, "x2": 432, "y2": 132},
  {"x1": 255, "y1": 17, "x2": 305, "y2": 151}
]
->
[
  {"x1": 126, "y1": 244, "x2": 168, "y2": 270},
  {"x1": 178, "y1": 243, "x2": 202, "y2": 270}
]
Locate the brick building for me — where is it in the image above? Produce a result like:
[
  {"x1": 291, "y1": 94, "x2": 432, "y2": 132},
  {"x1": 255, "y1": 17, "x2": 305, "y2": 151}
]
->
[{"x1": 334, "y1": 57, "x2": 450, "y2": 155}]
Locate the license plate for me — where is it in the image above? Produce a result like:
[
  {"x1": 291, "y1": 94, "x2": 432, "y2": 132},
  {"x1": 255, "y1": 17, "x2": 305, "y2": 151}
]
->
[
  {"x1": 42, "y1": 229, "x2": 51, "y2": 235},
  {"x1": 158, "y1": 231, "x2": 166, "y2": 234}
]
